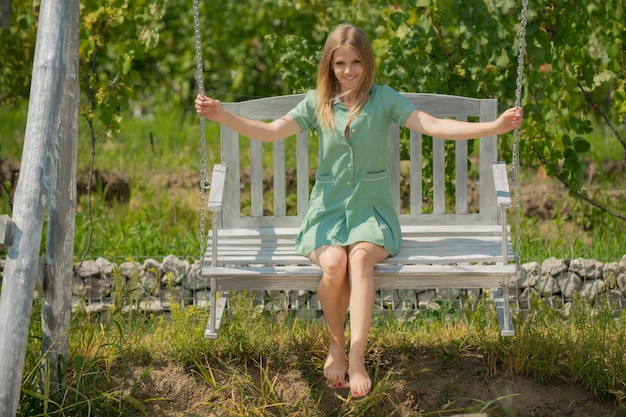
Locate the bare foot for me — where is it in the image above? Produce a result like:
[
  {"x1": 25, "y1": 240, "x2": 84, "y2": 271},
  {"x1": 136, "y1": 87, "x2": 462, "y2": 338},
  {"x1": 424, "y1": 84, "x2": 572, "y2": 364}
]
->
[
  {"x1": 348, "y1": 355, "x2": 371, "y2": 397},
  {"x1": 323, "y1": 344, "x2": 346, "y2": 388}
]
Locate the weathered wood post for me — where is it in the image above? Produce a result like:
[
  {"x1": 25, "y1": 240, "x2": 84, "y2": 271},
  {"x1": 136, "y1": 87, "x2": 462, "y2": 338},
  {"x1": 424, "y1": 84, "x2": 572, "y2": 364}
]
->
[
  {"x1": 41, "y1": 0, "x2": 79, "y2": 393},
  {"x1": 0, "y1": 0, "x2": 77, "y2": 414}
]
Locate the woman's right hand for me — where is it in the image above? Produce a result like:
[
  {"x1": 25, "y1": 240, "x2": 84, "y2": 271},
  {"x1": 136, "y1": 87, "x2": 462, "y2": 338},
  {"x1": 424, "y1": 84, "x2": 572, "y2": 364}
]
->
[{"x1": 195, "y1": 94, "x2": 223, "y2": 122}]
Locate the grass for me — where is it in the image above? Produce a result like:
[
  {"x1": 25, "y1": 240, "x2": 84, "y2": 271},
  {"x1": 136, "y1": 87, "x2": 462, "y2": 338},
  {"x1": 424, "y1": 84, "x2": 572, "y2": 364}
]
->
[{"x1": 15, "y1": 289, "x2": 626, "y2": 416}]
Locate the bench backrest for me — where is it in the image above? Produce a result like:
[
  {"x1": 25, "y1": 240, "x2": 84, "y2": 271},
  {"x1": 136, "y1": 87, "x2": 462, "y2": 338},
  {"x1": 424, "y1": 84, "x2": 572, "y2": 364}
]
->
[{"x1": 217, "y1": 93, "x2": 499, "y2": 230}]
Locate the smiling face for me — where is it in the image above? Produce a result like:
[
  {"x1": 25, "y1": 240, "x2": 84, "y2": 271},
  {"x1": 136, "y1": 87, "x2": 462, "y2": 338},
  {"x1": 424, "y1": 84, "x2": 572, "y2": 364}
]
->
[
  {"x1": 315, "y1": 24, "x2": 376, "y2": 130},
  {"x1": 331, "y1": 46, "x2": 364, "y2": 96}
]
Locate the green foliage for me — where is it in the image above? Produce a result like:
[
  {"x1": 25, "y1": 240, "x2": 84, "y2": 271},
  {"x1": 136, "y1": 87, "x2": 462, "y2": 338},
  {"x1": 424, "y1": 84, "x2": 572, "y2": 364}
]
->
[
  {"x1": 73, "y1": 193, "x2": 199, "y2": 259},
  {"x1": 80, "y1": 0, "x2": 167, "y2": 137},
  {"x1": 515, "y1": 193, "x2": 626, "y2": 261},
  {"x1": 383, "y1": 0, "x2": 516, "y2": 97},
  {"x1": 0, "y1": 0, "x2": 38, "y2": 105},
  {"x1": 522, "y1": 0, "x2": 625, "y2": 195}
]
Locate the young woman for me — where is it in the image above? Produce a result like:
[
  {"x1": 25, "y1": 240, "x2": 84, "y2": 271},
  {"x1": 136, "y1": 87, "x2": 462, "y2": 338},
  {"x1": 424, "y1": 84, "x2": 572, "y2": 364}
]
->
[{"x1": 195, "y1": 23, "x2": 522, "y2": 398}]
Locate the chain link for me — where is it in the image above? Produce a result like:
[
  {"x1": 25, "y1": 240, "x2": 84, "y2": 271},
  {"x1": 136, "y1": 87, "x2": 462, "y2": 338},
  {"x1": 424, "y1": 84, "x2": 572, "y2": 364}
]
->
[
  {"x1": 192, "y1": 0, "x2": 209, "y2": 272},
  {"x1": 512, "y1": 0, "x2": 529, "y2": 270}
]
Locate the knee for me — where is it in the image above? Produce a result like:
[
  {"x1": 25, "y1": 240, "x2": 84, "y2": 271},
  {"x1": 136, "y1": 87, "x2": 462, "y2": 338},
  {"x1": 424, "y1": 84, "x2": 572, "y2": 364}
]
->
[
  {"x1": 348, "y1": 246, "x2": 376, "y2": 272},
  {"x1": 318, "y1": 250, "x2": 348, "y2": 282}
]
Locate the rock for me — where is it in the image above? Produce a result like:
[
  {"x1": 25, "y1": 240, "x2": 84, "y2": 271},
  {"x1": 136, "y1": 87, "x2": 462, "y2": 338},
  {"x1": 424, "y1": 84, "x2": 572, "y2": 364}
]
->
[
  {"x1": 580, "y1": 280, "x2": 606, "y2": 300},
  {"x1": 518, "y1": 287, "x2": 540, "y2": 309},
  {"x1": 182, "y1": 261, "x2": 210, "y2": 290},
  {"x1": 417, "y1": 289, "x2": 436, "y2": 302},
  {"x1": 607, "y1": 288, "x2": 623, "y2": 305},
  {"x1": 161, "y1": 255, "x2": 189, "y2": 285},
  {"x1": 84, "y1": 277, "x2": 111, "y2": 301},
  {"x1": 380, "y1": 290, "x2": 395, "y2": 309},
  {"x1": 603, "y1": 262, "x2": 620, "y2": 279},
  {"x1": 140, "y1": 270, "x2": 160, "y2": 296},
  {"x1": 555, "y1": 271, "x2": 583, "y2": 300},
  {"x1": 569, "y1": 258, "x2": 603, "y2": 280},
  {"x1": 436, "y1": 288, "x2": 461, "y2": 301},
  {"x1": 76, "y1": 260, "x2": 100, "y2": 279},
  {"x1": 118, "y1": 261, "x2": 142, "y2": 279},
  {"x1": 541, "y1": 257, "x2": 568, "y2": 276},
  {"x1": 143, "y1": 258, "x2": 162, "y2": 276},
  {"x1": 96, "y1": 257, "x2": 116, "y2": 276},
  {"x1": 72, "y1": 274, "x2": 86, "y2": 297},
  {"x1": 511, "y1": 263, "x2": 538, "y2": 288},
  {"x1": 418, "y1": 300, "x2": 440, "y2": 310},
  {"x1": 603, "y1": 262, "x2": 620, "y2": 288},
  {"x1": 616, "y1": 273, "x2": 626, "y2": 295},
  {"x1": 194, "y1": 290, "x2": 212, "y2": 308},
  {"x1": 521, "y1": 261, "x2": 541, "y2": 276},
  {"x1": 536, "y1": 273, "x2": 559, "y2": 295}
]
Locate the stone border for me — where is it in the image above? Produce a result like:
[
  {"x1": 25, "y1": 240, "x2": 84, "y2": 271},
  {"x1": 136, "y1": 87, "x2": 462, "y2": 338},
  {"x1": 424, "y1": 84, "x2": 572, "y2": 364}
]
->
[{"x1": 1, "y1": 255, "x2": 626, "y2": 313}]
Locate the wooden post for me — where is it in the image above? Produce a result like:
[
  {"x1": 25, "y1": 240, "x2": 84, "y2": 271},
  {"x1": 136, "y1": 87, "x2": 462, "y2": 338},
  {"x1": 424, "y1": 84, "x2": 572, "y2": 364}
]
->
[
  {"x1": 41, "y1": 0, "x2": 79, "y2": 393},
  {"x1": 0, "y1": 0, "x2": 74, "y2": 415}
]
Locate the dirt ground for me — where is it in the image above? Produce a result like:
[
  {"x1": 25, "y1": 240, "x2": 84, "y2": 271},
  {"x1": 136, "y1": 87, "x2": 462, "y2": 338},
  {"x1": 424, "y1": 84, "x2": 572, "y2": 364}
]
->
[{"x1": 112, "y1": 352, "x2": 625, "y2": 417}]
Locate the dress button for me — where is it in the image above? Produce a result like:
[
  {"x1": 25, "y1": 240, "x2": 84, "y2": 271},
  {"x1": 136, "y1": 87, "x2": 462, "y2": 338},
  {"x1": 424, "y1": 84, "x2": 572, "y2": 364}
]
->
[{"x1": 347, "y1": 181, "x2": 351, "y2": 186}]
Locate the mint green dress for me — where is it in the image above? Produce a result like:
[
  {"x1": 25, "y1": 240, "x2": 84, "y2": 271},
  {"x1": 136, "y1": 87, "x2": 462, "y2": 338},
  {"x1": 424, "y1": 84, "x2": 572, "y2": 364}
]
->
[{"x1": 288, "y1": 85, "x2": 416, "y2": 257}]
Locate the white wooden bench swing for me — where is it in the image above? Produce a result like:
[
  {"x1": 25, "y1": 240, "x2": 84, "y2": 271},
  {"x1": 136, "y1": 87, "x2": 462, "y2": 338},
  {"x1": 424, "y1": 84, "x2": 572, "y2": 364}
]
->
[{"x1": 191, "y1": 1, "x2": 529, "y2": 339}]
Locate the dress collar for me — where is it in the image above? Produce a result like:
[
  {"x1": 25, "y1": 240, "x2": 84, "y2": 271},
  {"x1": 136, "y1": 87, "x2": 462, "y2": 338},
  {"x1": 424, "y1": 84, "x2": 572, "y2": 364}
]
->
[{"x1": 332, "y1": 87, "x2": 374, "y2": 107}]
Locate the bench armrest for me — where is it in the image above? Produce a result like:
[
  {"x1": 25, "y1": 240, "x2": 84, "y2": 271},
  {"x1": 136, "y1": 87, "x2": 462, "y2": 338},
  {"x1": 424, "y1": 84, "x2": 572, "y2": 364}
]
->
[
  {"x1": 208, "y1": 164, "x2": 226, "y2": 212},
  {"x1": 492, "y1": 162, "x2": 512, "y2": 210}
]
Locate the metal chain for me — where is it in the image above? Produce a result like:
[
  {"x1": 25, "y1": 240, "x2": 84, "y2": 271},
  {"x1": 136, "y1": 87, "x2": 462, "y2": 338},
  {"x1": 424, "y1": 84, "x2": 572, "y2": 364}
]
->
[
  {"x1": 192, "y1": 0, "x2": 209, "y2": 278},
  {"x1": 512, "y1": 0, "x2": 529, "y2": 270}
]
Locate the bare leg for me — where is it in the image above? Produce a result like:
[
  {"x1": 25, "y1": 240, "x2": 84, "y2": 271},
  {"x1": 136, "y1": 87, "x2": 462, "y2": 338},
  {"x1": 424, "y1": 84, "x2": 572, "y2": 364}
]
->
[
  {"x1": 309, "y1": 245, "x2": 350, "y2": 387},
  {"x1": 346, "y1": 242, "x2": 389, "y2": 397}
]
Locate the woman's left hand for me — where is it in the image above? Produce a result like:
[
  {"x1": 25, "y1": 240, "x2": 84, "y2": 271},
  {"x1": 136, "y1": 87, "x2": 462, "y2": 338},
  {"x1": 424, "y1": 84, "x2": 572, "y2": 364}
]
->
[{"x1": 497, "y1": 107, "x2": 523, "y2": 134}]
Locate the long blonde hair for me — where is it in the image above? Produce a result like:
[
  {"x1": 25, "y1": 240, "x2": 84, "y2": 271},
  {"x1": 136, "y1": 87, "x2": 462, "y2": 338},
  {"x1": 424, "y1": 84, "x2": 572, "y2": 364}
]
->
[{"x1": 316, "y1": 24, "x2": 375, "y2": 131}]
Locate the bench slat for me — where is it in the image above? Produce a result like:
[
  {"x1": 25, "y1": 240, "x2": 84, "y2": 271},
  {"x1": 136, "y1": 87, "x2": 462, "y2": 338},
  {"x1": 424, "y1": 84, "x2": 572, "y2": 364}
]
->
[
  {"x1": 206, "y1": 234, "x2": 513, "y2": 266},
  {"x1": 209, "y1": 224, "x2": 509, "y2": 238},
  {"x1": 410, "y1": 130, "x2": 423, "y2": 213},
  {"x1": 456, "y1": 138, "x2": 469, "y2": 214},
  {"x1": 202, "y1": 264, "x2": 516, "y2": 291},
  {"x1": 250, "y1": 139, "x2": 264, "y2": 216}
]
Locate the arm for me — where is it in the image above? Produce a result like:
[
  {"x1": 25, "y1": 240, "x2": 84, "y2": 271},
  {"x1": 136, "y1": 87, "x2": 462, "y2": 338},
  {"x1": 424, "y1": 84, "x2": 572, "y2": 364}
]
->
[
  {"x1": 403, "y1": 107, "x2": 522, "y2": 140},
  {"x1": 195, "y1": 94, "x2": 302, "y2": 142}
]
